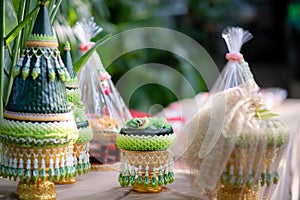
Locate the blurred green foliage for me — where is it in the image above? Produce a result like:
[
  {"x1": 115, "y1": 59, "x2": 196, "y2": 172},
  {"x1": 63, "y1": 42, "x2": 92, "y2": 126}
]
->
[{"x1": 55, "y1": 0, "x2": 254, "y2": 112}]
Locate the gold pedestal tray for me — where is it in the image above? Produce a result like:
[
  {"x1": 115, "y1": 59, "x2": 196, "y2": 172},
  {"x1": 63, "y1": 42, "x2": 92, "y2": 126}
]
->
[
  {"x1": 132, "y1": 172, "x2": 162, "y2": 193},
  {"x1": 54, "y1": 177, "x2": 76, "y2": 184},
  {"x1": 16, "y1": 180, "x2": 56, "y2": 200},
  {"x1": 217, "y1": 187, "x2": 257, "y2": 200}
]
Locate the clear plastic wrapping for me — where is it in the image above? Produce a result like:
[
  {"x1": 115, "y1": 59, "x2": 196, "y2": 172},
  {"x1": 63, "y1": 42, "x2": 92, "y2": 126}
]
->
[
  {"x1": 72, "y1": 18, "x2": 132, "y2": 164},
  {"x1": 176, "y1": 27, "x2": 290, "y2": 199},
  {"x1": 72, "y1": 18, "x2": 132, "y2": 134}
]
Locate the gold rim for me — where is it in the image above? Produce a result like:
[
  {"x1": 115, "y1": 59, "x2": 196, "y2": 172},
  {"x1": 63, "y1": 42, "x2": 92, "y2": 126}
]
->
[
  {"x1": 26, "y1": 40, "x2": 58, "y2": 48},
  {"x1": 4, "y1": 110, "x2": 73, "y2": 121}
]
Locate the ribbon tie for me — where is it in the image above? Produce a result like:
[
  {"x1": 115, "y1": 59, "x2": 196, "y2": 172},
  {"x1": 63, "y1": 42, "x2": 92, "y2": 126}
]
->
[
  {"x1": 226, "y1": 52, "x2": 244, "y2": 62},
  {"x1": 79, "y1": 42, "x2": 95, "y2": 53}
]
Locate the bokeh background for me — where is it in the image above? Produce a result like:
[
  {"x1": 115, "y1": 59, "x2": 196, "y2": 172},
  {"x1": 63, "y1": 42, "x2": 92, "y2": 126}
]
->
[{"x1": 53, "y1": 0, "x2": 300, "y2": 113}]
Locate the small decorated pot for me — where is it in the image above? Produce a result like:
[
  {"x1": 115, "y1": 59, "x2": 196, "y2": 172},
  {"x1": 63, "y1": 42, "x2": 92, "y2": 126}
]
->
[{"x1": 116, "y1": 117, "x2": 176, "y2": 192}]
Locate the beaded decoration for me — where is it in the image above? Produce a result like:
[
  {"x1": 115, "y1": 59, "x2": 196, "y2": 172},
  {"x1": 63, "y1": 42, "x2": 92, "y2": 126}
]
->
[
  {"x1": 12, "y1": 47, "x2": 69, "y2": 82},
  {"x1": 118, "y1": 150, "x2": 175, "y2": 188},
  {"x1": 0, "y1": 144, "x2": 76, "y2": 182}
]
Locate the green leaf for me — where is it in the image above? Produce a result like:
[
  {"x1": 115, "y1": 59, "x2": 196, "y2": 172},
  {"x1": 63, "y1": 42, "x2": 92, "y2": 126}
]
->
[
  {"x1": 50, "y1": 0, "x2": 63, "y2": 23},
  {"x1": 11, "y1": 0, "x2": 21, "y2": 20},
  {"x1": 255, "y1": 104, "x2": 278, "y2": 119},
  {"x1": 5, "y1": 4, "x2": 39, "y2": 45},
  {"x1": 260, "y1": 113, "x2": 279, "y2": 119},
  {"x1": 5, "y1": 0, "x2": 18, "y2": 35},
  {"x1": 73, "y1": 34, "x2": 112, "y2": 74}
]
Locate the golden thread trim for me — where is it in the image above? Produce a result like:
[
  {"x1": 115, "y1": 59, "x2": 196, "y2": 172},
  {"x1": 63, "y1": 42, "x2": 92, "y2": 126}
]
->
[
  {"x1": 26, "y1": 40, "x2": 58, "y2": 48},
  {"x1": 4, "y1": 110, "x2": 73, "y2": 121}
]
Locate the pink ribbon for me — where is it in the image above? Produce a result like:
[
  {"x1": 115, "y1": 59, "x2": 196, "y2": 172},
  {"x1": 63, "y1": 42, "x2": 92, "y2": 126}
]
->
[
  {"x1": 226, "y1": 52, "x2": 244, "y2": 62},
  {"x1": 99, "y1": 71, "x2": 111, "y2": 81},
  {"x1": 79, "y1": 42, "x2": 95, "y2": 53}
]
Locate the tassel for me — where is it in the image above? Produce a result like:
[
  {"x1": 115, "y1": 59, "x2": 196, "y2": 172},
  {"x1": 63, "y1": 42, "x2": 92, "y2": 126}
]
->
[
  {"x1": 47, "y1": 58, "x2": 56, "y2": 82},
  {"x1": 48, "y1": 157, "x2": 54, "y2": 181},
  {"x1": 158, "y1": 164, "x2": 163, "y2": 186},
  {"x1": 261, "y1": 164, "x2": 267, "y2": 186},
  {"x1": 58, "y1": 57, "x2": 70, "y2": 82},
  {"x1": 267, "y1": 165, "x2": 273, "y2": 187},
  {"x1": 163, "y1": 165, "x2": 169, "y2": 185},
  {"x1": 25, "y1": 158, "x2": 31, "y2": 183},
  {"x1": 122, "y1": 170, "x2": 130, "y2": 186},
  {"x1": 58, "y1": 56, "x2": 65, "y2": 68},
  {"x1": 137, "y1": 164, "x2": 143, "y2": 185},
  {"x1": 273, "y1": 171, "x2": 279, "y2": 184},
  {"x1": 77, "y1": 155, "x2": 83, "y2": 176},
  {"x1": 118, "y1": 173, "x2": 125, "y2": 187},
  {"x1": 22, "y1": 56, "x2": 31, "y2": 80},
  {"x1": 33, "y1": 157, "x2": 39, "y2": 183},
  {"x1": 13, "y1": 55, "x2": 24, "y2": 77},
  {"x1": 236, "y1": 165, "x2": 243, "y2": 189},
  {"x1": 221, "y1": 171, "x2": 228, "y2": 186},
  {"x1": 83, "y1": 154, "x2": 90, "y2": 174},
  {"x1": 18, "y1": 158, "x2": 24, "y2": 181},
  {"x1": 60, "y1": 156, "x2": 66, "y2": 181},
  {"x1": 71, "y1": 154, "x2": 77, "y2": 177},
  {"x1": 121, "y1": 163, "x2": 129, "y2": 186},
  {"x1": 40, "y1": 157, "x2": 46, "y2": 182},
  {"x1": 152, "y1": 167, "x2": 158, "y2": 188},
  {"x1": 32, "y1": 56, "x2": 41, "y2": 80},
  {"x1": 130, "y1": 167, "x2": 136, "y2": 186},
  {"x1": 1, "y1": 155, "x2": 7, "y2": 178},
  {"x1": 55, "y1": 58, "x2": 65, "y2": 81},
  {"x1": 144, "y1": 165, "x2": 150, "y2": 187},
  {"x1": 55, "y1": 156, "x2": 61, "y2": 181},
  {"x1": 119, "y1": 162, "x2": 125, "y2": 187},
  {"x1": 228, "y1": 164, "x2": 235, "y2": 188},
  {"x1": 64, "y1": 154, "x2": 71, "y2": 180},
  {"x1": 63, "y1": 67, "x2": 70, "y2": 82},
  {"x1": 168, "y1": 161, "x2": 175, "y2": 184},
  {"x1": 13, "y1": 157, "x2": 18, "y2": 181},
  {"x1": 8, "y1": 157, "x2": 13, "y2": 179},
  {"x1": 246, "y1": 164, "x2": 253, "y2": 189},
  {"x1": 246, "y1": 174, "x2": 253, "y2": 189}
]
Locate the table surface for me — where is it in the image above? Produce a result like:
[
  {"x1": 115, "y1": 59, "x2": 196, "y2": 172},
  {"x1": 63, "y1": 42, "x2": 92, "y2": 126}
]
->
[
  {"x1": 0, "y1": 170, "x2": 200, "y2": 200},
  {"x1": 1, "y1": 99, "x2": 300, "y2": 200}
]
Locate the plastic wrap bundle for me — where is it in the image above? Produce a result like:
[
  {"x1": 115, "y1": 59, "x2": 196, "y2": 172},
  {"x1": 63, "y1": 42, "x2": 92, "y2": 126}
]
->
[
  {"x1": 177, "y1": 27, "x2": 289, "y2": 199},
  {"x1": 73, "y1": 18, "x2": 132, "y2": 135},
  {"x1": 72, "y1": 18, "x2": 132, "y2": 164}
]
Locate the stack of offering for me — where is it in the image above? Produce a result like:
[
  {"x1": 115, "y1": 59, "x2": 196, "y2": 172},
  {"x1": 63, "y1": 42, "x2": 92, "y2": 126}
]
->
[
  {"x1": 0, "y1": 2, "x2": 79, "y2": 199},
  {"x1": 116, "y1": 117, "x2": 176, "y2": 192},
  {"x1": 178, "y1": 27, "x2": 289, "y2": 199},
  {"x1": 60, "y1": 42, "x2": 93, "y2": 183}
]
